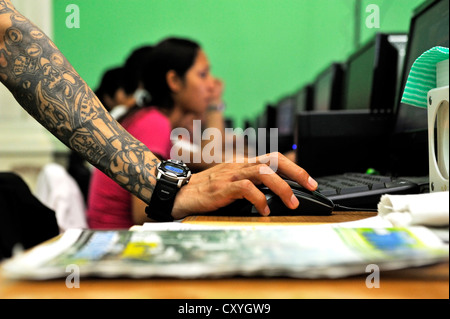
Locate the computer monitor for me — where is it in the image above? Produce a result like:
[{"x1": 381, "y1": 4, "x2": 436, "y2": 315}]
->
[
  {"x1": 256, "y1": 104, "x2": 277, "y2": 154},
  {"x1": 312, "y1": 63, "x2": 345, "y2": 111},
  {"x1": 343, "y1": 33, "x2": 408, "y2": 113},
  {"x1": 276, "y1": 96, "x2": 296, "y2": 153},
  {"x1": 257, "y1": 103, "x2": 277, "y2": 129},
  {"x1": 389, "y1": 0, "x2": 449, "y2": 177},
  {"x1": 276, "y1": 96, "x2": 296, "y2": 136},
  {"x1": 295, "y1": 85, "x2": 314, "y2": 113}
]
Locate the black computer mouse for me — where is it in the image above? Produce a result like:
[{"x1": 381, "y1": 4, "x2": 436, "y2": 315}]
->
[{"x1": 209, "y1": 179, "x2": 334, "y2": 216}]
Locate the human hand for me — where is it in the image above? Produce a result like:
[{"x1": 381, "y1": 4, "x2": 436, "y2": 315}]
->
[
  {"x1": 209, "y1": 77, "x2": 225, "y2": 108},
  {"x1": 171, "y1": 152, "x2": 318, "y2": 219}
]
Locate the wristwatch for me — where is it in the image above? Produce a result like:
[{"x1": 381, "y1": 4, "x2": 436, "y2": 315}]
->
[
  {"x1": 145, "y1": 159, "x2": 191, "y2": 222},
  {"x1": 207, "y1": 102, "x2": 226, "y2": 112}
]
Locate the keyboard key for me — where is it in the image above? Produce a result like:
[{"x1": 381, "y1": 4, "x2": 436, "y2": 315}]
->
[
  {"x1": 317, "y1": 188, "x2": 338, "y2": 196},
  {"x1": 338, "y1": 184, "x2": 370, "y2": 194},
  {"x1": 369, "y1": 182, "x2": 386, "y2": 190}
]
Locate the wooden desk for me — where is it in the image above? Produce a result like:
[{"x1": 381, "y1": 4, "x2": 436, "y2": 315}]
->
[{"x1": 0, "y1": 211, "x2": 448, "y2": 299}]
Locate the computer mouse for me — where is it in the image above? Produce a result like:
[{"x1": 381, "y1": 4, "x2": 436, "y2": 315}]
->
[{"x1": 209, "y1": 179, "x2": 334, "y2": 216}]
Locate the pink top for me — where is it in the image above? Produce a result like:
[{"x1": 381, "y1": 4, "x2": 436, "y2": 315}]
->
[{"x1": 87, "y1": 107, "x2": 172, "y2": 229}]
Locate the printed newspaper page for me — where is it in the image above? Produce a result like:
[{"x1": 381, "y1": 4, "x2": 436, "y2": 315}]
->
[{"x1": 1, "y1": 225, "x2": 448, "y2": 280}]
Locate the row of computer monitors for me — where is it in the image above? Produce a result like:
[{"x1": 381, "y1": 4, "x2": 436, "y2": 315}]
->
[
  {"x1": 241, "y1": 0, "x2": 448, "y2": 178},
  {"x1": 246, "y1": 32, "x2": 408, "y2": 135}
]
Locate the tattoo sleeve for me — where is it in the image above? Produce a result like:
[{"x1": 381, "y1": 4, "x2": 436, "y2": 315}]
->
[{"x1": 0, "y1": 1, "x2": 158, "y2": 203}]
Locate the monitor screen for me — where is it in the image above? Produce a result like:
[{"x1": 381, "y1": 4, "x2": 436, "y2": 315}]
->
[
  {"x1": 313, "y1": 64, "x2": 345, "y2": 111},
  {"x1": 313, "y1": 69, "x2": 333, "y2": 111},
  {"x1": 344, "y1": 41, "x2": 376, "y2": 110},
  {"x1": 344, "y1": 33, "x2": 407, "y2": 113},
  {"x1": 276, "y1": 96, "x2": 295, "y2": 136}
]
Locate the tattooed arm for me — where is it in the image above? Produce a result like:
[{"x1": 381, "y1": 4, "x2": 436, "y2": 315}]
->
[{"x1": 0, "y1": 0, "x2": 158, "y2": 204}]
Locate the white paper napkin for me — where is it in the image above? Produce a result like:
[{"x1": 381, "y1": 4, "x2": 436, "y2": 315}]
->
[{"x1": 378, "y1": 191, "x2": 449, "y2": 226}]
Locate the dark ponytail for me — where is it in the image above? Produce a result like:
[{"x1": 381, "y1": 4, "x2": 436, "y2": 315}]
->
[{"x1": 141, "y1": 37, "x2": 200, "y2": 110}]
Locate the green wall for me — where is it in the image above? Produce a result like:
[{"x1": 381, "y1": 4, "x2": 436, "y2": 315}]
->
[{"x1": 53, "y1": 0, "x2": 426, "y2": 127}]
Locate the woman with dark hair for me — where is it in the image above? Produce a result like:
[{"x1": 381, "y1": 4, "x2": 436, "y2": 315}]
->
[
  {"x1": 143, "y1": 38, "x2": 203, "y2": 109},
  {"x1": 87, "y1": 37, "x2": 218, "y2": 228},
  {"x1": 143, "y1": 38, "x2": 227, "y2": 171}
]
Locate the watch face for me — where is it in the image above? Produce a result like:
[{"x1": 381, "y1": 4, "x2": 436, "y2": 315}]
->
[
  {"x1": 159, "y1": 160, "x2": 190, "y2": 179},
  {"x1": 165, "y1": 164, "x2": 184, "y2": 175}
]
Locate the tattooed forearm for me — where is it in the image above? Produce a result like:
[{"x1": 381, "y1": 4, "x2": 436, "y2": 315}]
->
[{"x1": 0, "y1": 0, "x2": 158, "y2": 203}]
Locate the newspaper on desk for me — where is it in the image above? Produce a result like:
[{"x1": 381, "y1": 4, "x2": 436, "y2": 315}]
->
[{"x1": 1, "y1": 222, "x2": 448, "y2": 280}]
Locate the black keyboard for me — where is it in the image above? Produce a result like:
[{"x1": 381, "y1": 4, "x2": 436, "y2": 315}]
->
[{"x1": 315, "y1": 173, "x2": 429, "y2": 210}]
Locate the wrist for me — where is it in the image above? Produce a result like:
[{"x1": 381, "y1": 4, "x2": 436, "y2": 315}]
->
[
  {"x1": 145, "y1": 159, "x2": 191, "y2": 222},
  {"x1": 207, "y1": 102, "x2": 226, "y2": 112},
  {"x1": 170, "y1": 173, "x2": 201, "y2": 219},
  {"x1": 170, "y1": 188, "x2": 189, "y2": 220}
]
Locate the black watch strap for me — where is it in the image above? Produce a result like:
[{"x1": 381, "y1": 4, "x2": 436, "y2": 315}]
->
[{"x1": 145, "y1": 178, "x2": 178, "y2": 222}]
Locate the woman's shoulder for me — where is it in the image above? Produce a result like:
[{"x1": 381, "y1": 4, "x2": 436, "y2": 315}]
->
[
  {"x1": 122, "y1": 106, "x2": 169, "y2": 128},
  {"x1": 135, "y1": 107, "x2": 168, "y2": 125}
]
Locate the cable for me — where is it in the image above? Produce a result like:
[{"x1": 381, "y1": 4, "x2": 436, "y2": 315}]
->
[{"x1": 333, "y1": 204, "x2": 378, "y2": 212}]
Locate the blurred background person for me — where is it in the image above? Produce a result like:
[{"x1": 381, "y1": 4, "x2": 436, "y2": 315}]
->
[{"x1": 87, "y1": 37, "x2": 219, "y2": 228}]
